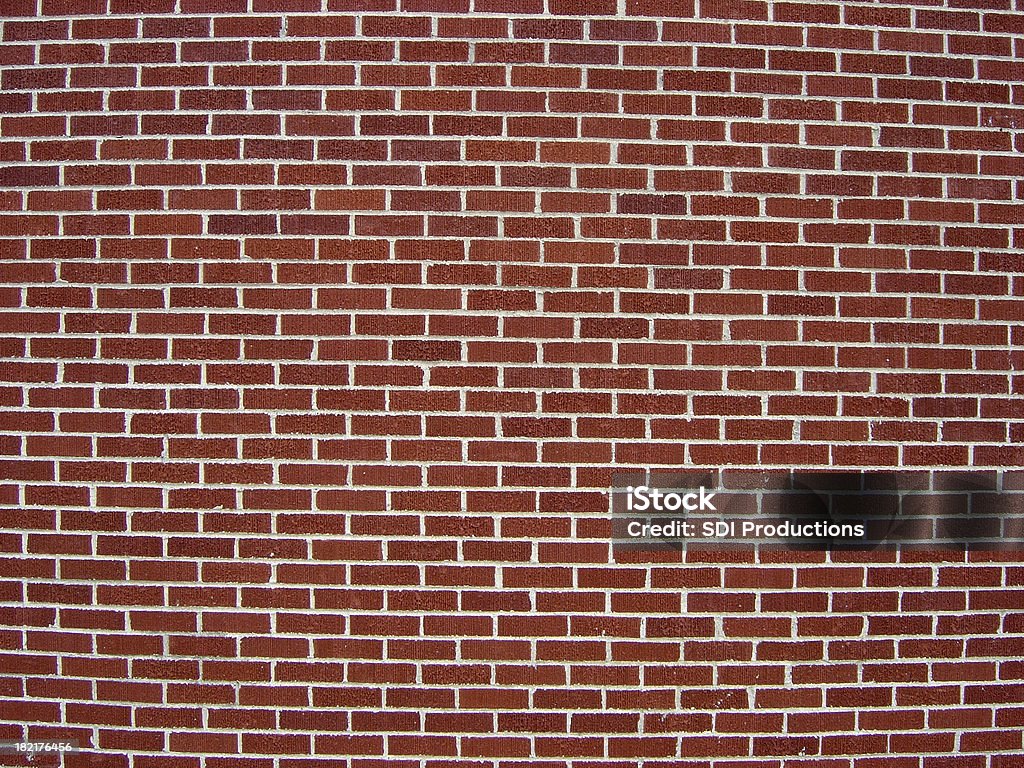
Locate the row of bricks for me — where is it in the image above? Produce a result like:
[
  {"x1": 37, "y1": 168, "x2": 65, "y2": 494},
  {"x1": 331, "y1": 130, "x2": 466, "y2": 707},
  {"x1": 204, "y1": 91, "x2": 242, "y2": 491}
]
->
[
  {"x1": 6, "y1": 63, "x2": 1024, "y2": 93},
  {"x1": 1, "y1": 600, "x2": 1016, "y2": 621},
  {"x1": 2, "y1": 14, "x2": 1021, "y2": 44},
  {"x1": 3, "y1": 105, "x2": 1021, "y2": 131},
  {"x1": 4, "y1": 218, "x2": 1023, "y2": 247},
  {"x1": 3, "y1": 366, "x2": 1018, "y2": 387},
  {"x1": 1, "y1": 316, "x2": 1020, "y2": 337},
  {"x1": 6, "y1": 159, "x2": 1024, "y2": 187},
  {"x1": 2, "y1": 12, "x2": 1022, "y2": 40},
  {"x1": 17, "y1": 212, "x2": 1024, "y2": 242},
  {"x1": 1, "y1": 352, "x2": 1020, "y2": 374},
  {"x1": 3, "y1": 315, "x2": 1021, "y2": 338},
  {"x1": 5, "y1": 170, "x2": 1023, "y2": 198},
  {"x1": 9, "y1": 534, "x2": 1022, "y2": 558},
  {"x1": 0, "y1": 754, "x2": 1013, "y2": 768},
  {"x1": 3, "y1": 525, "x2": 1022, "y2": 557},
  {"x1": 3, "y1": 239, "x2": 1021, "y2": 268},
  {"x1": 1, "y1": 707, "x2": 1021, "y2": 738},
  {"x1": 4, "y1": 22, "x2": 1022, "y2": 60},
  {"x1": 2, "y1": 423, "x2": 1022, "y2": 449},
  {"x1": 3, "y1": 260, "x2": 1015, "y2": 286},
  {"x1": 3, "y1": 608, "x2": 1019, "y2": 637},
  {"x1": 8, "y1": 191, "x2": 1024, "y2": 215},
  {"x1": 5, "y1": 676, "x2": 1024, "y2": 709},
  {"x1": 4, "y1": 635, "x2": 1021, "y2": 664},
  {"x1": 2, "y1": 535, "x2": 1023, "y2": 570},
  {"x1": 2, "y1": 308, "x2": 1020, "y2": 334},
  {"x1": 4, "y1": 696, "x2": 1024, "y2": 730},
  {"x1": 4, "y1": 643, "x2": 1024, "y2": 678},
  {"x1": 3, "y1": 403, "x2": 1020, "y2": 424},
  {"x1": 4, "y1": 132, "x2": 1022, "y2": 159},
  {"x1": 1, "y1": 216, "x2": 1022, "y2": 240},
  {"x1": 6, "y1": 512, "x2": 1019, "y2": 540},
  {"x1": 4, "y1": 342, "x2": 1018, "y2": 362},
  {"x1": 2, "y1": 412, "x2": 1019, "y2": 435},
  {"x1": 3, "y1": 93, "x2": 1022, "y2": 130},
  {"x1": 0, "y1": 0, "x2": 1020, "y2": 24},
  {"x1": 4, "y1": 511, "x2": 1023, "y2": 538},
  {"x1": 0, "y1": 729, "x2": 1021, "y2": 763},
  {"x1": 4, "y1": 271, "x2": 1021, "y2": 296},
  {"x1": 5, "y1": 442, "x2": 1024, "y2": 464},
  {"x1": 7, "y1": 512, "x2": 1020, "y2": 546},
  {"x1": 2, "y1": 281, "x2": 1019, "y2": 304},
  {"x1": 3, "y1": 56, "x2": 1024, "y2": 89},
  {"x1": 3, "y1": 547, "x2": 1022, "y2": 583},
  {"x1": 3, "y1": 178, "x2": 1024, "y2": 207},
  {"x1": 6, "y1": 192, "x2": 1024, "y2": 221},
  {"x1": 11, "y1": 450, "x2": 1024, "y2": 491},
  {"x1": 5, "y1": 579, "x2": 1023, "y2": 613},
  {"x1": 4, "y1": 510, "x2": 1024, "y2": 549},
  {"x1": 3, "y1": 632, "x2": 1016, "y2": 658},
  {"x1": 6, "y1": 652, "x2": 1023, "y2": 679},
  {"x1": 7, "y1": 134, "x2": 1024, "y2": 161},
  {"x1": 3, "y1": 562, "x2": 1016, "y2": 587},
  {"x1": 2, "y1": 674, "x2": 1023, "y2": 712},
  {"x1": 4, "y1": 290, "x2": 1022, "y2": 312}
]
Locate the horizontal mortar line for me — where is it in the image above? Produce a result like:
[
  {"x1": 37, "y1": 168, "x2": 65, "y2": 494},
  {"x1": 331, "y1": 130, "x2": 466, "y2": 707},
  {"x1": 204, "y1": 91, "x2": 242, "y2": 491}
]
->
[
  {"x1": 5, "y1": 565, "x2": 990, "y2": 579},
  {"x1": 7, "y1": 319, "x2": 1017, "y2": 328},
  {"x1": 2, "y1": 576, "x2": 998, "y2": 585},
  {"x1": 5, "y1": 361, "x2": 1016, "y2": 368},
  {"x1": 8, "y1": 51, "x2": 1022, "y2": 63},
  {"x1": 17, "y1": 156, "x2": 1021, "y2": 164},
  {"x1": 14, "y1": 286, "x2": 994, "y2": 293},
  {"x1": 13, "y1": 237, "x2": 1024, "y2": 246},
  {"x1": 8, "y1": 87, "x2": 1024, "y2": 102},
  {"x1": 0, "y1": 374, "x2": 1014, "y2": 381},
  {"x1": 60, "y1": 187, "x2": 1022, "y2": 195},
  {"x1": 7, "y1": 9, "x2": 1016, "y2": 19},
  {"x1": 7, "y1": 40, "x2": 1022, "y2": 53},
  {"x1": 9, "y1": 78, "x2": 1023, "y2": 88},
  {"x1": 214, "y1": 153, "x2": 1012, "y2": 163},
  {"x1": 21, "y1": 451, "x2": 1023, "y2": 468},
  {"x1": 12, "y1": 72, "x2": 1023, "y2": 83},
  {"x1": 21, "y1": 152, "x2": 1022, "y2": 160},
  {"x1": 1, "y1": 654, "x2": 1008, "y2": 664},
  {"x1": 21, "y1": 422, "x2": 1016, "y2": 429},
  {"x1": 30, "y1": 165, "x2": 1015, "y2": 175},
  {"x1": 12, "y1": 73, "x2": 1024, "y2": 83},
  {"x1": 15, "y1": 191, "x2": 1024, "y2": 197},
  {"x1": 3, "y1": 609, "x2": 1001, "y2": 621},
  {"x1": 1, "y1": 413, "x2": 1007, "y2": 420},
  {"x1": 0, "y1": 374, "x2": 1015, "y2": 382},
  {"x1": 9, "y1": 291, "x2": 1018, "y2": 299},
  {"x1": 4, "y1": 7, "x2": 1018, "y2": 18},
  {"x1": 0, "y1": 382, "x2": 1013, "y2": 389},
  {"x1": 17, "y1": 70, "x2": 1017, "y2": 79},
  {"x1": 13, "y1": 190, "x2": 1024, "y2": 198},
  {"x1": 12, "y1": 157, "x2": 1024, "y2": 165},
  {"x1": 36, "y1": 207, "x2": 1019, "y2": 212},
  {"x1": 7, "y1": 122, "x2": 1018, "y2": 132},
  {"x1": 9, "y1": 259, "x2": 1021, "y2": 267},
  {"x1": 14, "y1": 189, "x2": 1024, "y2": 196}
]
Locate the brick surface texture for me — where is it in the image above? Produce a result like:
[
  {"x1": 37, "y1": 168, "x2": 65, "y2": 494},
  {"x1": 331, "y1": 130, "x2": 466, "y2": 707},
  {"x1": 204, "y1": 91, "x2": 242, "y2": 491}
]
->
[{"x1": 1, "y1": 0, "x2": 1023, "y2": 765}]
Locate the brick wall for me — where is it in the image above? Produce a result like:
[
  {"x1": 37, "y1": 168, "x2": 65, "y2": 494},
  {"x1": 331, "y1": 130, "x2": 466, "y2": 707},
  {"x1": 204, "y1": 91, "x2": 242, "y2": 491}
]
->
[{"x1": 1, "y1": 0, "x2": 1023, "y2": 764}]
